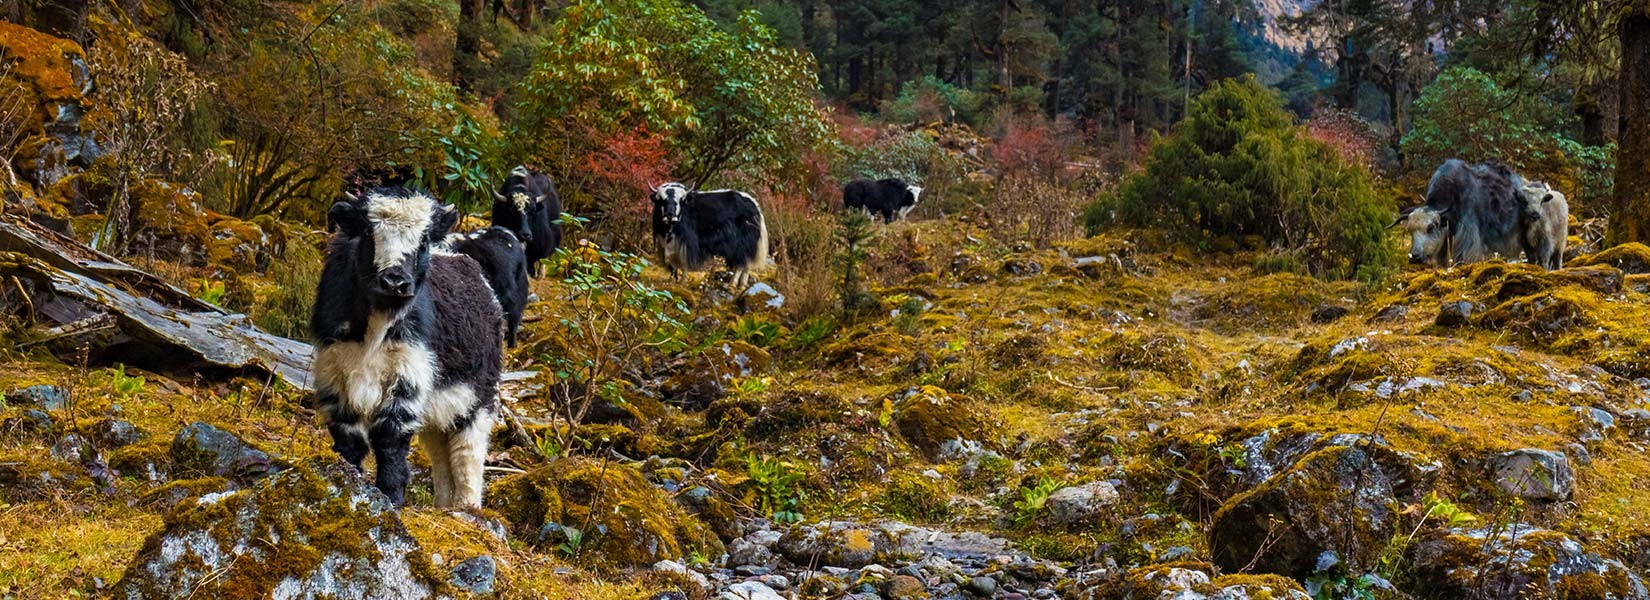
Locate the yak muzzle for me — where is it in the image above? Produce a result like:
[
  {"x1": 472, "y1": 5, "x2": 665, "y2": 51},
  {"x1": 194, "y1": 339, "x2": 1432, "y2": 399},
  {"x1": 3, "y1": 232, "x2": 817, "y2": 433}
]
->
[{"x1": 375, "y1": 270, "x2": 414, "y2": 299}]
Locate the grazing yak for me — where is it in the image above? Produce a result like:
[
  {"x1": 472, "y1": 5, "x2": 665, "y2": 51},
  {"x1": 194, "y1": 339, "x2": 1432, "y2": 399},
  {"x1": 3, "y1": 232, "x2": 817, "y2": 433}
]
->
[
  {"x1": 444, "y1": 227, "x2": 530, "y2": 347},
  {"x1": 843, "y1": 178, "x2": 924, "y2": 223},
  {"x1": 1518, "y1": 181, "x2": 1570, "y2": 270},
  {"x1": 649, "y1": 182, "x2": 769, "y2": 288},
  {"x1": 493, "y1": 166, "x2": 563, "y2": 277},
  {"x1": 312, "y1": 187, "x2": 503, "y2": 508},
  {"x1": 1395, "y1": 159, "x2": 1531, "y2": 267}
]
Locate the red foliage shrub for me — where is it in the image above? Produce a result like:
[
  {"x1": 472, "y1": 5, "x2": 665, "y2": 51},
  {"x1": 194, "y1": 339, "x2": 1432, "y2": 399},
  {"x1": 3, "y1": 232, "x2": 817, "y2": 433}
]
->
[
  {"x1": 576, "y1": 125, "x2": 674, "y2": 216},
  {"x1": 1305, "y1": 109, "x2": 1383, "y2": 172},
  {"x1": 989, "y1": 115, "x2": 1077, "y2": 181}
]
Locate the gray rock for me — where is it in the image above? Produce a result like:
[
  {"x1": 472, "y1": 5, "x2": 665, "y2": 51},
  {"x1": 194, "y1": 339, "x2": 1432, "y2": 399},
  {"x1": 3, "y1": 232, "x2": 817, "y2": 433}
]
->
[
  {"x1": 1489, "y1": 449, "x2": 1573, "y2": 502},
  {"x1": 721, "y1": 581, "x2": 785, "y2": 600},
  {"x1": 116, "y1": 460, "x2": 440, "y2": 599},
  {"x1": 1411, "y1": 524, "x2": 1650, "y2": 599},
  {"x1": 742, "y1": 282, "x2": 785, "y2": 310},
  {"x1": 1370, "y1": 304, "x2": 1409, "y2": 323},
  {"x1": 1572, "y1": 406, "x2": 1616, "y2": 443},
  {"x1": 728, "y1": 537, "x2": 775, "y2": 567},
  {"x1": 6, "y1": 384, "x2": 68, "y2": 410},
  {"x1": 448, "y1": 555, "x2": 497, "y2": 594},
  {"x1": 1436, "y1": 301, "x2": 1478, "y2": 328},
  {"x1": 966, "y1": 576, "x2": 997, "y2": 597},
  {"x1": 90, "y1": 419, "x2": 144, "y2": 449},
  {"x1": 170, "y1": 422, "x2": 281, "y2": 483},
  {"x1": 1042, "y1": 481, "x2": 1120, "y2": 528}
]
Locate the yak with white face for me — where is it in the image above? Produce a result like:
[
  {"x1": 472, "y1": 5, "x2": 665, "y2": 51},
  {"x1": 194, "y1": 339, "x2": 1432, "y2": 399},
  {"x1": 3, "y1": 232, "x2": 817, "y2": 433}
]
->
[
  {"x1": 650, "y1": 182, "x2": 769, "y2": 288},
  {"x1": 492, "y1": 166, "x2": 563, "y2": 277},
  {"x1": 1394, "y1": 159, "x2": 1525, "y2": 266},
  {"x1": 843, "y1": 178, "x2": 924, "y2": 223},
  {"x1": 312, "y1": 187, "x2": 503, "y2": 508},
  {"x1": 1517, "y1": 181, "x2": 1569, "y2": 270}
]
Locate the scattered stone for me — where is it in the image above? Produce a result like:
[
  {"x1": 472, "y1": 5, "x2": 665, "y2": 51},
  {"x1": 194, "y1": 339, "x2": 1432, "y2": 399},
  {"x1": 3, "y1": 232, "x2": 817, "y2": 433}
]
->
[
  {"x1": 1410, "y1": 524, "x2": 1650, "y2": 599},
  {"x1": 727, "y1": 536, "x2": 776, "y2": 567},
  {"x1": 448, "y1": 555, "x2": 497, "y2": 594},
  {"x1": 117, "y1": 459, "x2": 441, "y2": 599},
  {"x1": 742, "y1": 282, "x2": 785, "y2": 310},
  {"x1": 966, "y1": 575, "x2": 997, "y2": 597},
  {"x1": 1002, "y1": 258, "x2": 1043, "y2": 277},
  {"x1": 89, "y1": 419, "x2": 143, "y2": 449},
  {"x1": 1573, "y1": 406, "x2": 1617, "y2": 443},
  {"x1": 1489, "y1": 449, "x2": 1573, "y2": 502},
  {"x1": 3, "y1": 408, "x2": 53, "y2": 437},
  {"x1": 1041, "y1": 481, "x2": 1120, "y2": 528},
  {"x1": 720, "y1": 581, "x2": 785, "y2": 600},
  {"x1": 169, "y1": 421, "x2": 281, "y2": 483},
  {"x1": 777, "y1": 521, "x2": 894, "y2": 568},
  {"x1": 1310, "y1": 305, "x2": 1350, "y2": 324},
  {"x1": 5, "y1": 384, "x2": 67, "y2": 410},
  {"x1": 882, "y1": 574, "x2": 930, "y2": 599},
  {"x1": 1436, "y1": 301, "x2": 1479, "y2": 328},
  {"x1": 1369, "y1": 304, "x2": 1409, "y2": 323}
]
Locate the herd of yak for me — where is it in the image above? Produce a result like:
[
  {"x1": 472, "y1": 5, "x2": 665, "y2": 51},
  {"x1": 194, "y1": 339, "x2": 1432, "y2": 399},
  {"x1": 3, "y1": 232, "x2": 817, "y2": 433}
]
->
[{"x1": 307, "y1": 158, "x2": 1561, "y2": 509}]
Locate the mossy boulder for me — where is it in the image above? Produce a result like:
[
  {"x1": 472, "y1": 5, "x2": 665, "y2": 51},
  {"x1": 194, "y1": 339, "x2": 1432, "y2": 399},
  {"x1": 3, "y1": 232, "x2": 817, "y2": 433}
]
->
[
  {"x1": 1408, "y1": 524, "x2": 1650, "y2": 599},
  {"x1": 775, "y1": 520, "x2": 902, "y2": 568},
  {"x1": 169, "y1": 421, "x2": 284, "y2": 483},
  {"x1": 1570, "y1": 243, "x2": 1650, "y2": 275},
  {"x1": 116, "y1": 459, "x2": 444, "y2": 599},
  {"x1": 1076, "y1": 561, "x2": 1311, "y2": 599},
  {"x1": 0, "y1": 21, "x2": 101, "y2": 188},
  {"x1": 483, "y1": 457, "x2": 722, "y2": 569},
  {"x1": 1210, "y1": 445, "x2": 1403, "y2": 579},
  {"x1": 892, "y1": 386, "x2": 989, "y2": 460}
]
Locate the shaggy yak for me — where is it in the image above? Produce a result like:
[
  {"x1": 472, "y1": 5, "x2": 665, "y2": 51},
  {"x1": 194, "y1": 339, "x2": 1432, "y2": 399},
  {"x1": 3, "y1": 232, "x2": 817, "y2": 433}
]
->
[
  {"x1": 312, "y1": 187, "x2": 503, "y2": 508},
  {"x1": 493, "y1": 166, "x2": 563, "y2": 278},
  {"x1": 1517, "y1": 181, "x2": 1570, "y2": 270},
  {"x1": 649, "y1": 182, "x2": 770, "y2": 288},
  {"x1": 842, "y1": 178, "x2": 924, "y2": 223},
  {"x1": 1395, "y1": 159, "x2": 1532, "y2": 267},
  {"x1": 444, "y1": 226, "x2": 531, "y2": 347}
]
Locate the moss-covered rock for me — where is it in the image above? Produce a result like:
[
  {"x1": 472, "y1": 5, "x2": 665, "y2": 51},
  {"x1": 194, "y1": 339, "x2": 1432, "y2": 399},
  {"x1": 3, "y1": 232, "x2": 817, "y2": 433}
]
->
[
  {"x1": 1209, "y1": 445, "x2": 1403, "y2": 579},
  {"x1": 169, "y1": 421, "x2": 283, "y2": 483},
  {"x1": 0, "y1": 21, "x2": 101, "y2": 189},
  {"x1": 1408, "y1": 524, "x2": 1649, "y2": 599},
  {"x1": 1072, "y1": 561, "x2": 1311, "y2": 599},
  {"x1": 116, "y1": 459, "x2": 444, "y2": 599},
  {"x1": 892, "y1": 386, "x2": 988, "y2": 460},
  {"x1": 1570, "y1": 243, "x2": 1650, "y2": 274},
  {"x1": 483, "y1": 457, "x2": 722, "y2": 569}
]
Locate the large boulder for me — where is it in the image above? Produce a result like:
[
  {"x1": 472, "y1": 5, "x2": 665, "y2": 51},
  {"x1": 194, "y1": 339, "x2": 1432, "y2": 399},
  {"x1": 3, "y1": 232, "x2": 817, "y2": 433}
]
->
[
  {"x1": 893, "y1": 386, "x2": 989, "y2": 460},
  {"x1": 1409, "y1": 524, "x2": 1650, "y2": 599},
  {"x1": 1570, "y1": 243, "x2": 1650, "y2": 275},
  {"x1": 1043, "y1": 481, "x2": 1120, "y2": 529},
  {"x1": 117, "y1": 459, "x2": 444, "y2": 599},
  {"x1": 484, "y1": 457, "x2": 722, "y2": 568},
  {"x1": 1488, "y1": 449, "x2": 1573, "y2": 502},
  {"x1": 1209, "y1": 445, "x2": 1401, "y2": 579}
]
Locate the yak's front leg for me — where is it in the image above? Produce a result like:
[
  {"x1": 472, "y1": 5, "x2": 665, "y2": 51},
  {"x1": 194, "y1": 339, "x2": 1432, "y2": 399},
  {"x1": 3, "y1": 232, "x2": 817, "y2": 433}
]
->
[
  {"x1": 370, "y1": 378, "x2": 422, "y2": 505},
  {"x1": 320, "y1": 393, "x2": 369, "y2": 471}
]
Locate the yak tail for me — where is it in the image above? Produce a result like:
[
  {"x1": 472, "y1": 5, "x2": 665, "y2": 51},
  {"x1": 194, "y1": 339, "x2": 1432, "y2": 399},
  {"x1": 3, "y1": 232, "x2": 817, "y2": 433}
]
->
[{"x1": 752, "y1": 206, "x2": 771, "y2": 270}]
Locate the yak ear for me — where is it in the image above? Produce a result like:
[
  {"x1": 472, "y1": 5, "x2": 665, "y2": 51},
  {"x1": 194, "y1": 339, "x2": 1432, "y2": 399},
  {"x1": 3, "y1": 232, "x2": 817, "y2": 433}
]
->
[
  {"x1": 430, "y1": 204, "x2": 460, "y2": 240},
  {"x1": 329, "y1": 201, "x2": 368, "y2": 236},
  {"x1": 1542, "y1": 193, "x2": 1555, "y2": 204}
]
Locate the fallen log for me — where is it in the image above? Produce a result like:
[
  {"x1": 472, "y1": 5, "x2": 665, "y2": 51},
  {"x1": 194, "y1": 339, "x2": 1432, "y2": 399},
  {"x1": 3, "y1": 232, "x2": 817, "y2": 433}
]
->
[{"x1": 0, "y1": 211, "x2": 315, "y2": 388}]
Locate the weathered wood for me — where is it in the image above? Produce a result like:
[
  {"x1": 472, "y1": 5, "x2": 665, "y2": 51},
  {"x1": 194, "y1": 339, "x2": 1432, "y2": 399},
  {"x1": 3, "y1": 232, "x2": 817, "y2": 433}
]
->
[{"x1": 0, "y1": 212, "x2": 315, "y2": 389}]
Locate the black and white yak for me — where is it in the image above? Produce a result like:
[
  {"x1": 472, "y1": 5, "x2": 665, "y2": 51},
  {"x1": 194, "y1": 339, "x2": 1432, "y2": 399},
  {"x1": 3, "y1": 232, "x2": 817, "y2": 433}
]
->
[
  {"x1": 843, "y1": 178, "x2": 924, "y2": 223},
  {"x1": 1395, "y1": 159, "x2": 1529, "y2": 267},
  {"x1": 444, "y1": 226, "x2": 530, "y2": 347},
  {"x1": 649, "y1": 182, "x2": 769, "y2": 288},
  {"x1": 312, "y1": 187, "x2": 503, "y2": 508},
  {"x1": 493, "y1": 166, "x2": 563, "y2": 277}
]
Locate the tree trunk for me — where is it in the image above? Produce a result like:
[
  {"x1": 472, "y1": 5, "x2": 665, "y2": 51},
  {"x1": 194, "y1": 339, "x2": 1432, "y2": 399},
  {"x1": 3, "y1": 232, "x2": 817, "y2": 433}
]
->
[
  {"x1": 1611, "y1": 5, "x2": 1650, "y2": 246},
  {"x1": 455, "y1": 0, "x2": 482, "y2": 92}
]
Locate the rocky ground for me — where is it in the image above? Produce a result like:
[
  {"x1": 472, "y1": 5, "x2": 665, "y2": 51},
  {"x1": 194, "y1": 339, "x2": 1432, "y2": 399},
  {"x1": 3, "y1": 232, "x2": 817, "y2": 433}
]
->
[{"x1": 5, "y1": 218, "x2": 1650, "y2": 599}]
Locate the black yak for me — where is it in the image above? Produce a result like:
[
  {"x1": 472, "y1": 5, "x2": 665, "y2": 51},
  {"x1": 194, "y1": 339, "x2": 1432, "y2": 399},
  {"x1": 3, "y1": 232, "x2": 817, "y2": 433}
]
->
[
  {"x1": 493, "y1": 166, "x2": 563, "y2": 277},
  {"x1": 444, "y1": 226, "x2": 531, "y2": 347},
  {"x1": 312, "y1": 187, "x2": 503, "y2": 508},
  {"x1": 649, "y1": 182, "x2": 769, "y2": 288},
  {"x1": 843, "y1": 178, "x2": 924, "y2": 223}
]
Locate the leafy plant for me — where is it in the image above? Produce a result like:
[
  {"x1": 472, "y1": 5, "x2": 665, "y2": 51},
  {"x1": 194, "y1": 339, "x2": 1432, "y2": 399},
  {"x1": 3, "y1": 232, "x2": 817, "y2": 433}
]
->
[
  {"x1": 108, "y1": 364, "x2": 147, "y2": 399},
  {"x1": 538, "y1": 237, "x2": 689, "y2": 455},
  {"x1": 729, "y1": 316, "x2": 783, "y2": 347},
  {"x1": 195, "y1": 279, "x2": 227, "y2": 305},
  {"x1": 783, "y1": 315, "x2": 837, "y2": 350},
  {"x1": 744, "y1": 455, "x2": 807, "y2": 523},
  {"x1": 1011, "y1": 475, "x2": 1064, "y2": 527},
  {"x1": 731, "y1": 377, "x2": 770, "y2": 397},
  {"x1": 557, "y1": 525, "x2": 584, "y2": 557}
]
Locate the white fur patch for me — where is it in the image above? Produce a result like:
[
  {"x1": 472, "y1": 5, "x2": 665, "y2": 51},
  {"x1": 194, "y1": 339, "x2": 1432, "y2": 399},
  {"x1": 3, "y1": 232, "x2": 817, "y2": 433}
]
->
[
  {"x1": 908, "y1": 186, "x2": 924, "y2": 205},
  {"x1": 366, "y1": 192, "x2": 436, "y2": 271},
  {"x1": 511, "y1": 192, "x2": 531, "y2": 214},
  {"x1": 311, "y1": 312, "x2": 437, "y2": 426},
  {"x1": 444, "y1": 410, "x2": 494, "y2": 508},
  {"x1": 423, "y1": 384, "x2": 479, "y2": 432}
]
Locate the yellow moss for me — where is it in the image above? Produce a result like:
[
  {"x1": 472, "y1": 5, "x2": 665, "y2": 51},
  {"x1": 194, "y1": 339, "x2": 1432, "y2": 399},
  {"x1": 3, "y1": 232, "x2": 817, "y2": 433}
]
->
[{"x1": 1569, "y1": 243, "x2": 1650, "y2": 274}]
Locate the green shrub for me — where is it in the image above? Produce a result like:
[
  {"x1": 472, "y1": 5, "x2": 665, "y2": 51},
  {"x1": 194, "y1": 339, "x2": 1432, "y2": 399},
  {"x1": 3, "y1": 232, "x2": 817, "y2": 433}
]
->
[{"x1": 1096, "y1": 75, "x2": 1400, "y2": 282}]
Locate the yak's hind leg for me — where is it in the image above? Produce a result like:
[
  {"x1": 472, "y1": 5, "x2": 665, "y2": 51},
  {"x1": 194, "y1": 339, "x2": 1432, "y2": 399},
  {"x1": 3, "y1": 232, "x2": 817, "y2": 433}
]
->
[
  {"x1": 419, "y1": 429, "x2": 454, "y2": 507},
  {"x1": 445, "y1": 409, "x2": 495, "y2": 508}
]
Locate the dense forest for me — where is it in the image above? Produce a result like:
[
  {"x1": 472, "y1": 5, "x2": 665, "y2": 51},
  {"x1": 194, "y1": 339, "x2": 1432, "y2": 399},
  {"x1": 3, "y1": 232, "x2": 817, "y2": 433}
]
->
[{"x1": 3, "y1": 0, "x2": 1650, "y2": 598}]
